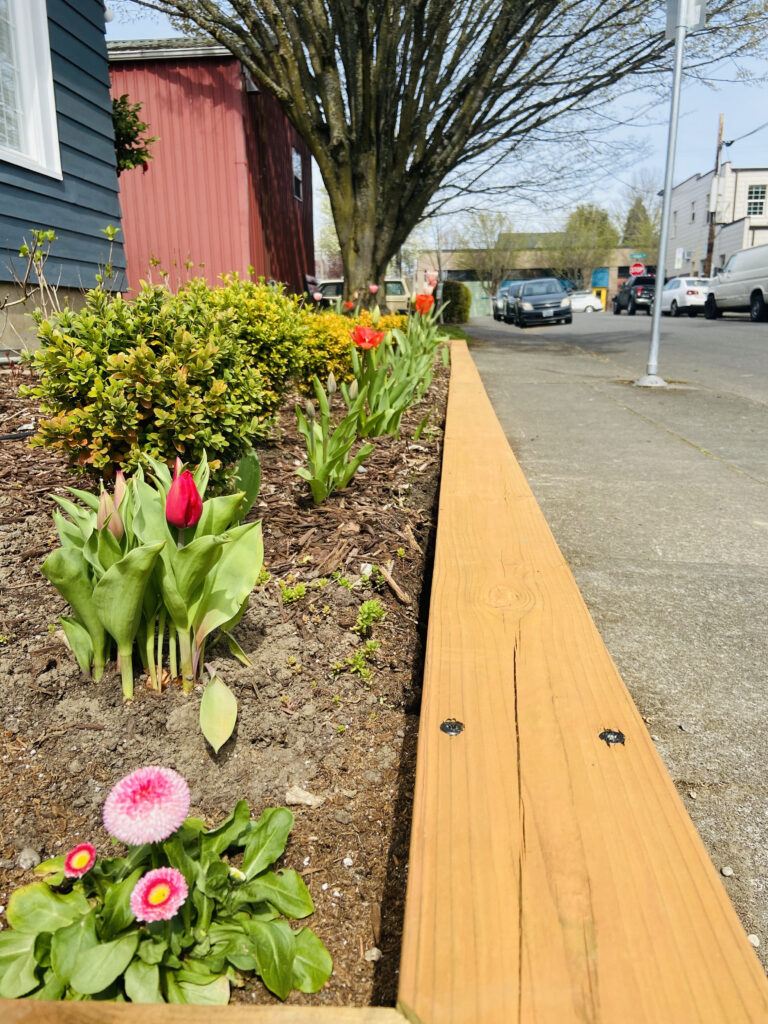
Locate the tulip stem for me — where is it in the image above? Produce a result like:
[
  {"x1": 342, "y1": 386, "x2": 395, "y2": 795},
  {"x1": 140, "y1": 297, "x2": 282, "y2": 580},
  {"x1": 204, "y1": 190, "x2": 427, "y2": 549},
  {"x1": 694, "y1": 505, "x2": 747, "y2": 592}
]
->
[
  {"x1": 178, "y1": 629, "x2": 195, "y2": 693},
  {"x1": 119, "y1": 645, "x2": 134, "y2": 701},
  {"x1": 156, "y1": 609, "x2": 166, "y2": 685},
  {"x1": 142, "y1": 622, "x2": 158, "y2": 692},
  {"x1": 169, "y1": 624, "x2": 177, "y2": 680}
]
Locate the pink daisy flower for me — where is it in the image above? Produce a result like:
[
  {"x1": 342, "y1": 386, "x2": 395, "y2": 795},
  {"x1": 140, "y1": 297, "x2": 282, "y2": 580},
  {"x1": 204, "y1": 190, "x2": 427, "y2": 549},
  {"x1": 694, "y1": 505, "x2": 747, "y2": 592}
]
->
[
  {"x1": 64, "y1": 843, "x2": 96, "y2": 878},
  {"x1": 103, "y1": 766, "x2": 190, "y2": 845},
  {"x1": 130, "y1": 867, "x2": 188, "y2": 922}
]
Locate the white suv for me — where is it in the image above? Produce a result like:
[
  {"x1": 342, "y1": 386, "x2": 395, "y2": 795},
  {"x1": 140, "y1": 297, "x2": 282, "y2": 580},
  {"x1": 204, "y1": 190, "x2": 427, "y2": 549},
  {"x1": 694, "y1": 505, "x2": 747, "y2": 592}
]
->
[{"x1": 317, "y1": 278, "x2": 411, "y2": 313}]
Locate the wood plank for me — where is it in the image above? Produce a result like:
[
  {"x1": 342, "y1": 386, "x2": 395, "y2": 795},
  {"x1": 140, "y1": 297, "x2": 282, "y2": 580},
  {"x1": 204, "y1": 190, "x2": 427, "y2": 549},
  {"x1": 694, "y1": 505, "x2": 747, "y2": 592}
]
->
[
  {"x1": 0, "y1": 1002, "x2": 403, "y2": 1023},
  {"x1": 397, "y1": 340, "x2": 768, "y2": 1024}
]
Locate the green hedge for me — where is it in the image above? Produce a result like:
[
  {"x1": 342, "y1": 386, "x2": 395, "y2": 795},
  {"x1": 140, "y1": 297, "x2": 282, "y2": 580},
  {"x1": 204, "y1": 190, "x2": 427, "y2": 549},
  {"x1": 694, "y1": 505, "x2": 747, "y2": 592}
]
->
[{"x1": 441, "y1": 280, "x2": 472, "y2": 323}]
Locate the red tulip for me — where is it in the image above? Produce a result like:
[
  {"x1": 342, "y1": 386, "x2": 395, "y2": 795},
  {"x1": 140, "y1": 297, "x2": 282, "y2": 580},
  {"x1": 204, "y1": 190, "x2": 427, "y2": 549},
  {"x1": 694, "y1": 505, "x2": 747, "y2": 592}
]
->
[
  {"x1": 344, "y1": 300, "x2": 355, "y2": 310},
  {"x1": 166, "y1": 464, "x2": 202, "y2": 529},
  {"x1": 414, "y1": 293, "x2": 435, "y2": 315},
  {"x1": 350, "y1": 325, "x2": 385, "y2": 350}
]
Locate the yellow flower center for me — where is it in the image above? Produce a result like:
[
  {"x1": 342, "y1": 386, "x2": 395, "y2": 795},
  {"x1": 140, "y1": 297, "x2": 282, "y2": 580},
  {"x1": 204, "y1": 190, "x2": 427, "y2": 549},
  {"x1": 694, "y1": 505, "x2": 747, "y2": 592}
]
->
[
  {"x1": 148, "y1": 883, "x2": 171, "y2": 906},
  {"x1": 71, "y1": 851, "x2": 90, "y2": 869}
]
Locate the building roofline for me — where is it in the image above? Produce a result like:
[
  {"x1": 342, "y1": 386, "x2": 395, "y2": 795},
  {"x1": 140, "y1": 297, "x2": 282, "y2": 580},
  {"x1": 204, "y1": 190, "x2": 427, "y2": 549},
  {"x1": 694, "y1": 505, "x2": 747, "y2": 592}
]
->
[{"x1": 107, "y1": 37, "x2": 232, "y2": 61}]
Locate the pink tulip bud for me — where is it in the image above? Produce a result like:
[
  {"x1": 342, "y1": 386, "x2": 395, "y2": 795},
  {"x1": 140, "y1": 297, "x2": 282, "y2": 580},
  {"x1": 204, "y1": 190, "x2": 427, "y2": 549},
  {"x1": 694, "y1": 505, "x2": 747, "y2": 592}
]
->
[
  {"x1": 353, "y1": 291, "x2": 359, "y2": 299},
  {"x1": 166, "y1": 469, "x2": 202, "y2": 529},
  {"x1": 368, "y1": 283, "x2": 379, "y2": 294},
  {"x1": 113, "y1": 470, "x2": 126, "y2": 511},
  {"x1": 313, "y1": 291, "x2": 323, "y2": 302},
  {"x1": 97, "y1": 489, "x2": 124, "y2": 541}
]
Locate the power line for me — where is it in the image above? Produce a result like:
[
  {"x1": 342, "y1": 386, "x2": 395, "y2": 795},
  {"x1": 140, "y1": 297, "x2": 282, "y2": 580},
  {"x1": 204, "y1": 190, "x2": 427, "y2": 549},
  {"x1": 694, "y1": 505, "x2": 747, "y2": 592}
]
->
[{"x1": 723, "y1": 120, "x2": 768, "y2": 148}]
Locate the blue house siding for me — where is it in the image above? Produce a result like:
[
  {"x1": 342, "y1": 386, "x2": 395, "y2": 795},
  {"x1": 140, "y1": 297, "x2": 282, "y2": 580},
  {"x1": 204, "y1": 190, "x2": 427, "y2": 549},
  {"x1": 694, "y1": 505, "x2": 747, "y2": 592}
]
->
[{"x1": 0, "y1": 0, "x2": 125, "y2": 290}]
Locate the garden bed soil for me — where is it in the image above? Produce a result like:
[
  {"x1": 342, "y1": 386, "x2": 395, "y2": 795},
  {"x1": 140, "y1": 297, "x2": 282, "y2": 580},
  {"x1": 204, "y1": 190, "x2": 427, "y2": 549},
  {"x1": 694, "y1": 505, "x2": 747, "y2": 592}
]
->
[{"x1": 0, "y1": 363, "x2": 448, "y2": 1007}]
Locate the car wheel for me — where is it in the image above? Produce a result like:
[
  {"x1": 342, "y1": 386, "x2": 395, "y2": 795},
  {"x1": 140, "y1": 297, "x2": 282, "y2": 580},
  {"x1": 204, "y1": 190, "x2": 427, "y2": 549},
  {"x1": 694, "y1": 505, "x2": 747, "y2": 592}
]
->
[
  {"x1": 627, "y1": 297, "x2": 636, "y2": 316},
  {"x1": 581, "y1": 305, "x2": 593, "y2": 313},
  {"x1": 564, "y1": 316, "x2": 572, "y2": 325},
  {"x1": 670, "y1": 300, "x2": 679, "y2": 317},
  {"x1": 704, "y1": 294, "x2": 720, "y2": 320},
  {"x1": 613, "y1": 300, "x2": 621, "y2": 315},
  {"x1": 749, "y1": 291, "x2": 767, "y2": 322}
]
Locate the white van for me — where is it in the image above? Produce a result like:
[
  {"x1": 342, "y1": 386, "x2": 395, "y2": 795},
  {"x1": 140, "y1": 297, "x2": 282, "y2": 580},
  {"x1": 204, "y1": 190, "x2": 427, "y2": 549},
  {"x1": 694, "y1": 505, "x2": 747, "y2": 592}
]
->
[
  {"x1": 317, "y1": 278, "x2": 411, "y2": 313},
  {"x1": 705, "y1": 244, "x2": 768, "y2": 321}
]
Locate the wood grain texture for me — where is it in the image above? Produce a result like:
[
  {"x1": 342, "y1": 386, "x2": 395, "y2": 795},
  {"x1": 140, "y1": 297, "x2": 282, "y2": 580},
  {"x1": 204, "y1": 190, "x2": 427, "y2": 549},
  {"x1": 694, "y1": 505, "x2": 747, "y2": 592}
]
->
[
  {"x1": 397, "y1": 340, "x2": 768, "y2": 1024},
  {"x1": 0, "y1": 1002, "x2": 403, "y2": 1023}
]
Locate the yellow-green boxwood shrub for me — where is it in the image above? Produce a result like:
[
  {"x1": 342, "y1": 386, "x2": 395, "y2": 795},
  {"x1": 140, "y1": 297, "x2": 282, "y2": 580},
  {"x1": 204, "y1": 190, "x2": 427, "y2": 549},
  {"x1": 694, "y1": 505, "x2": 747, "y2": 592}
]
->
[
  {"x1": 22, "y1": 284, "x2": 271, "y2": 482},
  {"x1": 297, "y1": 309, "x2": 408, "y2": 394}
]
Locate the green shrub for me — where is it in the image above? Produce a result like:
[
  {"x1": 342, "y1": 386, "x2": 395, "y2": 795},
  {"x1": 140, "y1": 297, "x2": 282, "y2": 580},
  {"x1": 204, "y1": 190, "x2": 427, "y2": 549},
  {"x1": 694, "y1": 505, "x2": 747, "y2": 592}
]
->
[
  {"x1": 297, "y1": 309, "x2": 407, "y2": 394},
  {"x1": 441, "y1": 280, "x2": 472, "y2": 323},
  {"x1": 22, "y1": 284, "x2": 270, "y2": 483},
  {"x1": 188, "y1": 274, "x2": 308, "y2": 415}
]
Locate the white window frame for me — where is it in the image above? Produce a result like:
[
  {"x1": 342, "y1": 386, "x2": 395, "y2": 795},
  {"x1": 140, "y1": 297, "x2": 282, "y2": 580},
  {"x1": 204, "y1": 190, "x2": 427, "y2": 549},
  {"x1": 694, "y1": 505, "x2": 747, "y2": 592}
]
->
[
  {"x1": 0, "y1": 0, "x2": 61, "y2": 179},
  {"x1": 746, "y1": 184, "x2": 765, "y2": 217}
]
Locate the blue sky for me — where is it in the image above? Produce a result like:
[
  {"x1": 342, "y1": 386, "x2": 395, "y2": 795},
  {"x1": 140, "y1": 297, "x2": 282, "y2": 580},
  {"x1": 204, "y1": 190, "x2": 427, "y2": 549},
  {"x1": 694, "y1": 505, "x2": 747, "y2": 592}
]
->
[{"x1": 106, "y1": 7, "x2": 768, "y2": 224}]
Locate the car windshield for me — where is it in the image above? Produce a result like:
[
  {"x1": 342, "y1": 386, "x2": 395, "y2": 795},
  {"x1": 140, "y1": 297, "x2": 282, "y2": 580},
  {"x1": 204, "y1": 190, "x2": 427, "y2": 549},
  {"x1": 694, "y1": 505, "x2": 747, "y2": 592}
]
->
[
  {"x1": 684, "y1": 279, "x2": 710, "y2": 286},
  {"x1": 634, "y1": 277, "x2": 655, "y2": 286},
  {"x1": 522, "y1": 279, "x2": 563, "y2": 296},
  {"x1": 386, "y1": 281, "x2": 405, "y2": 295},
  {"x1": 321, "y1": 283, "x2": 342, "y2": 297},
  {"x1": 508, "y1": 283, "x2": 523, "y2": 296}
]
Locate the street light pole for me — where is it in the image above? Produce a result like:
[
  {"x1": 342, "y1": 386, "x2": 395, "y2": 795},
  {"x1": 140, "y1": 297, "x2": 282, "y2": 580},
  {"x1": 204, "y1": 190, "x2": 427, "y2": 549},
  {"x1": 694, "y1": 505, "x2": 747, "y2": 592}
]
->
[{"x1": 636, "y1": 0, "x2": 705, "y2": 387}]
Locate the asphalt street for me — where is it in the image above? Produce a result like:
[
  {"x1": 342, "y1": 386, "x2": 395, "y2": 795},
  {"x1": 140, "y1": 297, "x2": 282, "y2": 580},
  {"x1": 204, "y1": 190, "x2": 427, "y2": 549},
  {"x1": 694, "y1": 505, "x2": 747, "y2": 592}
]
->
[{"x1": 466, "y1": 309, "x2": 768, "y2": 966}]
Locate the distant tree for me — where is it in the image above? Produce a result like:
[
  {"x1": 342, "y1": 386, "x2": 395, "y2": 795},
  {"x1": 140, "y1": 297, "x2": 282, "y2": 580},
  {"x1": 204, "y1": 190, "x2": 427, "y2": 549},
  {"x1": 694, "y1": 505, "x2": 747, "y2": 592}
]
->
[
  {"x1": 620, "y1": 186, "x2": 661, "y2": 266},
  {"x1": 547, "y1": 205, "x2": 619, "y2": 288},
  {"x1": 453, "y1": 212, "x2": 522, "y2": 296},
  {"x1": 121, "y1": 0, "x2": 768, "y2": 298},
  {"x1": 111, "y1": 94, "x2": 157, "y2": 175}
]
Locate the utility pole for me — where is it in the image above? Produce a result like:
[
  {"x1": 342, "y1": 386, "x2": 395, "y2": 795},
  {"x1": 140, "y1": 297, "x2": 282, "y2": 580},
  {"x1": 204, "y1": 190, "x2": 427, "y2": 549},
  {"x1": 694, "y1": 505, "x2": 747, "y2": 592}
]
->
[{"x1": 703, "y1": 113, "x2": 724, "y2": 277}]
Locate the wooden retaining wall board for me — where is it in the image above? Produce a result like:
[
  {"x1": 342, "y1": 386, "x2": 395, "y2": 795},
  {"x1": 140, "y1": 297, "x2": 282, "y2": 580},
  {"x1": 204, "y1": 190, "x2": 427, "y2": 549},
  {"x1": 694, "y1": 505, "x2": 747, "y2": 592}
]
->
[
  {"x1": 396, "y1": 340, "x2": 768, "y2": 1024},
  {"x1": 0, "y1": 1005, "x2": 402, "y2": 1022}
]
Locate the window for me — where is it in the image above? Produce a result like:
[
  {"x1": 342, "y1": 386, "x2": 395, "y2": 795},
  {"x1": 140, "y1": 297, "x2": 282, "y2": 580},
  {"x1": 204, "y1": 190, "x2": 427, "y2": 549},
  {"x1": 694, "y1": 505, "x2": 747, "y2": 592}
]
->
[
  {"x1": 291, "y1": 147, "x2": 302, "y2": 200},
  {"x1": 747, "y1": 185, "x2": 766, "y2": 216},
  {"x1": 0, "y1": 0, "x2": 60, "y2": 177}
]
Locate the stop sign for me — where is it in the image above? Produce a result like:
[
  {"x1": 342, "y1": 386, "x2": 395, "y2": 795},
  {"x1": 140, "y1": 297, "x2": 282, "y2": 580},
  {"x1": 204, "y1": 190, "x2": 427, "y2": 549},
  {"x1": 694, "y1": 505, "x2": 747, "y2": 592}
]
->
[{"x1": 630, "y1": 261, "x2": 646, "y2": 276}]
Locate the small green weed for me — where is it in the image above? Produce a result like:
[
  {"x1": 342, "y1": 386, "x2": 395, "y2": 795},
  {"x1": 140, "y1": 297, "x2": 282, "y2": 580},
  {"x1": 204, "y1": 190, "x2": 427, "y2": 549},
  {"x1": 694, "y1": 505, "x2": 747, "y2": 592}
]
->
[
  {"x1": 279, "y1": 580, "x2": 307, "y2": 604},
  {"x1": 256, "y1": 568, "x2": 271, "y2": 586},
  {"x1": 396, "y1": 547, "x2": 406, "y2": 558},
  {"x1": 353, "y1": 599, "x2": 386, "y2": 635}
]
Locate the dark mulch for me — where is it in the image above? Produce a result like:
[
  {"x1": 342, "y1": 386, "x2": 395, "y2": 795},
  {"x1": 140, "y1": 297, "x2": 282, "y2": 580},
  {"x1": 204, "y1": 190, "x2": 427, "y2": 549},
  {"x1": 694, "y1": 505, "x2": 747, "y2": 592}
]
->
[{"x1": 0, "y1": 362, "x2": 448, "y2": 1007}]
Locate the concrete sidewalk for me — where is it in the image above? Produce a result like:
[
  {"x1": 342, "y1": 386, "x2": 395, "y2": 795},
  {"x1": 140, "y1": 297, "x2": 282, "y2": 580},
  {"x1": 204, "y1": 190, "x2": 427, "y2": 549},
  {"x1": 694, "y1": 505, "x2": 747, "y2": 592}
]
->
[{"x1": 468, "y1": 319, "x2": 768, "y2": 967}]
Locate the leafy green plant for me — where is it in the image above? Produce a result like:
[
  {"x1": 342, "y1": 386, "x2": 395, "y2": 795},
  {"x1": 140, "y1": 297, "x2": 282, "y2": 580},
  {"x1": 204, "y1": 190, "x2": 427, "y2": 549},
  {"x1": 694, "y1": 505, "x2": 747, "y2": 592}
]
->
[
  {"x1": 278, "y1": 581, "x2": 306, "y2": 605},
  {"x1": 441, "y1": 280, "x2": 472, "y2": 323},
  {"x1": 352, "y1": 599, "x2": 387, "y2": 636},
  {"x1": 0, "y1": 767, "x2": 331, "y2": 1004},
  {"x1": 41, "y1": 450, "x2": 263, "y2": 700},
  {"x1": 345, "y1": 640, "x2": 380, "y2": 681},
  {"x1": 297, "y1": 309, "x2": 407, "y2": 394},
  {"x1": 112, "y1": 93, "x2": 158, "y2": 174},
  {"x1": 294, "y1": 376, "x2": 374, "y2": 504}
]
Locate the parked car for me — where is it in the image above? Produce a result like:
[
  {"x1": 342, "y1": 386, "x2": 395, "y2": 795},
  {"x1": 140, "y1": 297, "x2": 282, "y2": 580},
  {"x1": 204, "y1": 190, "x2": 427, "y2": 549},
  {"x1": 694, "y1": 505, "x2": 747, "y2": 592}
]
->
[
  {"x1": 316, "y1": 278, "x2": 411, "y2": 312},
  {"x1": 704, "y1": 244, "x2": 768, "y2": 321},
  {"x1": 492, "y1": 286, "x2": 510, "y2": 320},
  {"x1": 569, "y1": 290, "x2": 604, "y2": 313},
  {"x1": 613, "y1": 275, "x2": 655, "y2": 315},
  {"x1": 503, "y1": 280, "x2": 525, "y2": 322},
  {"x1": 512, "y1": 278, "x2": 572, "y2": 327},
  {"x1": 657, "y1": 277, "x2": 711, "y2": 317}
]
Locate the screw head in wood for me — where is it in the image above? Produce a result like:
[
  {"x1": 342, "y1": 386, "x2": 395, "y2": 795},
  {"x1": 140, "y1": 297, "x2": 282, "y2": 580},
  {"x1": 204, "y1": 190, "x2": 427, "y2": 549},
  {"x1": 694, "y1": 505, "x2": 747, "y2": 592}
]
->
[
  {"x1": 599, "y1": 728, "x2": 626, "y2": 746},
  {"x1": 440, "y1": 718, "x2": 464, "y2": 736}
]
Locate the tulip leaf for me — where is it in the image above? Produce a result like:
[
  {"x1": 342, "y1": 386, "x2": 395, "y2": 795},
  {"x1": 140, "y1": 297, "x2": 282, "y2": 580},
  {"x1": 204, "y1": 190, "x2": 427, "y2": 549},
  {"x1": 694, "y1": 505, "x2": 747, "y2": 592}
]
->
[
  {"x1": 59, "y1": 615, "x2": 94, "y2": 676},
  {"x1": 51, "y1": 495, "x2": 94, "y2": 541},
  {"x1": 93, "y1": 542, "x2": 165, "y2": 653},
  {"x1": 142, "y1": 454, "x2": 173, "y2": 494},
  {"x1": 65, "y1": 486, "x2": 101, "y2": 511},
  {"x1": 97, "y1": 526, "x2": 123, "y2": 572},
  {"x1": 52, "y1": 510, "x2": 84, "y2": 549},
  {"x1": 291, "y1": 927, "x2": 333, "y2": 993},
  {"x1": 172, "y1": 535, "x2": 228, "y2": 603},
  {"x1": 241, "y1": 807, "x2": 294, "y2": 880},
  {"x1": 192, "y1": 450, "x2": 209, "y2": 500},
  {"x1": 233, "y1": 449, "x2": 261, "y2": 522},
  {"x1": 41, "y1": 548, "x2": 106, "y2": 677},
  {"x1": 69, "y1": 931, "x2": 139, "y2": 995},
  {"x1": 224, "y1": 630, "x2": 250, "y2": 667},
  {"x1": 132, "y1": 479, "x2": 174, "y2": 547},
  {"x1": 200, "y1": 675, "x2": 238, "y2": 754},
  {"x1": 194, "y1": 493, "x2": 246, "y2": 539},
  {"x1": 193, "y1": 522, "x2": 263, "y2": 648}
]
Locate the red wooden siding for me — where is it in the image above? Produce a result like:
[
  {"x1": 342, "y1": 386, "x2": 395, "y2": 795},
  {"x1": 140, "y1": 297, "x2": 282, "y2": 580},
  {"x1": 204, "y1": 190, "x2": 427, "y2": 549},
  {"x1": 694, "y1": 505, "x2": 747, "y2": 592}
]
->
[{"x1": 109, "y1": 56, "x2": 313, "y2": 294}]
